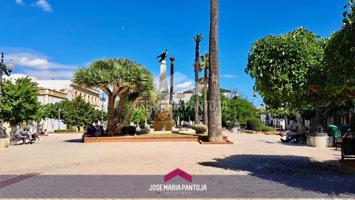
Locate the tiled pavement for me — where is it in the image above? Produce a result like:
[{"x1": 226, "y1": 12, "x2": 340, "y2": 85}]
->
[{"x1": 0, "y1": 132, "x2": 354, "y2": 199}]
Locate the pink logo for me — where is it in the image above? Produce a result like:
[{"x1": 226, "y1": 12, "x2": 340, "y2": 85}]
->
[{"x1": 164, "y1": 168, "x2": 192, "y2": 183}]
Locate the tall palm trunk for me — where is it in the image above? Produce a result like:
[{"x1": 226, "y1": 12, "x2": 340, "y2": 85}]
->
[
  {"x1": 208, "y1": 0, "x2": 223, "y2": 142},
  {"x1": 194, "y1": 34, "x2": 203, "y2": 124},
  {"x1": 203, "y1": 65, "x2": 208, "y2": 125}
]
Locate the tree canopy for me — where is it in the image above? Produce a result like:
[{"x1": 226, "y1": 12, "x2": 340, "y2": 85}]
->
[
  {"x1": 323, "y1": 1, "x2": 355, "y2": 102},
  {"x1": 221, "y1": 95, "x2": 258, "y2": 126},
  {"x1": 74, "y1": 58, "x2": 155, "y2": 135},
  {"x1": 246, "y1": 28, "x2": 325, "y2": 111},
  {"x1": 57, "y1": 97, "x2": 101, "y2": 130},
  {"x1": 0, "y1": 77, "x2": 40, "y2": 126},
  {"x1": 35, "y1": 97, "x2": 103, "y2": 131}
]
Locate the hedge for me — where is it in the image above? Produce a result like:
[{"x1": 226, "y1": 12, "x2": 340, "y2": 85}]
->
[
  {"x1": 191, "y1": 124, "x2": 208, "y2": 135},
  {"x1": 247, "y1": 118, "x2": 263, "y2": 131},
  {"x1": 261, "y1": 126, "x2": 274, "y2": 132}
]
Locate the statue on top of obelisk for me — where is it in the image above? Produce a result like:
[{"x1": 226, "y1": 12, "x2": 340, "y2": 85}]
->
[
  {"x1": 157, "y1": 49, "x2": 168, "y2": 63},
  {"x1": 154, "y1": 49, "x2": 173, "y2": 131},
  {"x1": 157, "y1": 50, "x2": 169, "y2": 102}
]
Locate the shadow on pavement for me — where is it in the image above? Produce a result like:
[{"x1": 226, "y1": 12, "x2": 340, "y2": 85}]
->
[
  {"x1": 199, "y1": 154, "x2": 355, "y2": 196},
  {"x1": 64, "y1": 139, "x2": 83, "y2": 143},
  {"x1": 257, "y1": 139, "x2": 308, "y2": 147}
]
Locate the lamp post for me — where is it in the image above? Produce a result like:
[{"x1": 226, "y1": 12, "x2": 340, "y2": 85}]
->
[
  {"x1": 169, "y1": 57, "x2": 175, "y2": 105},
  {"x1": 231, "y1": 87, "x2": 240, "y2": 126},
  {"x1": 0, "y1": 53, "x2": 14, "y2": 136},
  {"x1": 58, "y1": 108, "x2": 61, "y2": 130},
  {"x1": 101, "y1": 94, "x2": 106, "y2": 123}
]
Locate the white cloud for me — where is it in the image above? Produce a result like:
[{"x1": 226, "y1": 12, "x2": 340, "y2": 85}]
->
[
  {"x1": 34, "y1": 0, "x2": 53, "y2": 12},
  {"x1": 221, "y1": 74, "x2": 238, "y2": 79},
  {"x1": 18, "y1": 57, "x2": 50, "y2": 68},
  {"x1": 176, "y1": 81, "x2": 193, "y2": 90},
  {"x1": 3, "y1": 48, "x2": 77, "y2": 80},
  {"x1": 7, "y1": 52, "x2": 73, "y2": 70},
  {"x1": 153, "y1": 71, "x2": 195, "y2": 93},
  {"x1": 8, "y1": 72, "x2": 73, "y2": 81},
  {"x1": 22, "y1": 70, "x2": 74, "y2": 80},
  {"x1": 15, "y1": 0, "x2": 24, "y2": 5}
]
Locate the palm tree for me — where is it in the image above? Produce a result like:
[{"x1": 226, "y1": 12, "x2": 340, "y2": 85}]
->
[
  {"x1": 200, "y1": 53, "x2": 209, "y2": 125},
  {"x1": 208, "y1": 0, "x2": 223, "y2": 142},
  {"x1": 194, "y1": 34, "x2": 203, "y2": 124}
]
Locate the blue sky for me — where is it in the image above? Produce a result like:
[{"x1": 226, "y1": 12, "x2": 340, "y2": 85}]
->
[{"x1": 0, "y1": 0, "x2": 346, "y2": 106}]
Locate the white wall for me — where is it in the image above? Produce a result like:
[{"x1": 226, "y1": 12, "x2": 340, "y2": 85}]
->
[{"x1": 42, "y1": 119, "x2": 66, "y2": 132}]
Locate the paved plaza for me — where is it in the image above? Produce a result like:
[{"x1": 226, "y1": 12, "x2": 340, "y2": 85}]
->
[{"x1": 0, "y1": 132, "x2": 354, "y2": 199}]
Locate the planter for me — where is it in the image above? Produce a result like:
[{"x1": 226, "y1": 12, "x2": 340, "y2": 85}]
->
[
  {"x1": 307, "y1": 135, "x2": 329, "y2": 148},
  {"x1": 0, "y1": 137, "x2": 10, "y2": 149},
  {"x1": 198, "y1": 135, "x2": 233, "y2": 144},
  {"x1": 83, "y1": 135, "x2": 199, "y2": 143}
]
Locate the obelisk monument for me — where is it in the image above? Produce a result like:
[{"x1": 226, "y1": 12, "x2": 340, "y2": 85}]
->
[
  {"x1": 159, "y1": 60, "x2": 169, "y2": 101},
  {"x1": 154, "y1": 50, "x2": 173, "y2": 131}
]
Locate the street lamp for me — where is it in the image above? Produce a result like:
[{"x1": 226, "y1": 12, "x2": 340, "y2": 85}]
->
[
  {"x1": 0, "y1": 53, "x2": 15, "y2": 136},
  {"x1": 58, "y1": 108, "x2": 61, "y2": 130},
  {"x1": 231, "y1": 87, "x2": 240, "y2": 127},
  {"x1": 101, "y1": 94, "x2": 106, "y2": 123}
]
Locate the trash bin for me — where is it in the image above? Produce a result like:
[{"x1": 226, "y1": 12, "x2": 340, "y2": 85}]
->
[{"x1": 327, "y1": 124, "x2": 341, "y2": 138}]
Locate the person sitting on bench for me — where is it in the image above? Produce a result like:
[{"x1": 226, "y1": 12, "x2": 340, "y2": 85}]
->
[{"x1": 14, "y1": 128, "x2": 29, "y2": 144}]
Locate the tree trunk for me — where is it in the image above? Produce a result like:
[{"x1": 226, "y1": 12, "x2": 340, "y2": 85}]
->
[
  {"x1": 117, "y1": 96, "x2": 143, "y2": 132},
  {"x1": 114, "y1": 91, "x2": 128, "y2": 123},
  {"x1": 297, "y1": 113, "x2": 305, "y2": 135},
  {"x1": 203, "y1": 66, "x2": 208, "y2": 125},
  {"x1": 107, "y1": 96, "x2": 117, "y2": 136},
  {"x1": 194, "y1": 41, "x2": 201, "y2": 124},
  {"x1": 208, "y1": 0, "x2": 223, "y2": 142},
  {"x1": 312, "y1": 104, "x2": 323, "y2": 132}
]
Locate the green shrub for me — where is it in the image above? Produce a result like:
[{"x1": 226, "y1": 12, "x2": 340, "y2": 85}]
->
[
  {"x1": 261, "y1": 126, "x2": 274, "y2": 132},
  {"x1": 247, "y1": 118, "x2": 263, "y2": 131},
  {"x1": 191, "y1": 124, "x2": 208, "y2": 135},
  {"x1": 54, "y1": 129, "x2": 77, "y2": 133}
]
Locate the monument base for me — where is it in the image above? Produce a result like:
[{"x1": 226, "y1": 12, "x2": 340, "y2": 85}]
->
[
  {"x1": 153, "y1": 110, "x2": 173, "y2": 131},
  {"x1": 153, "y1": 120, "x2": 174, "y2": 131},
  {"x1": 154, "y1": 59, "x2": 173, "y2": 132}
]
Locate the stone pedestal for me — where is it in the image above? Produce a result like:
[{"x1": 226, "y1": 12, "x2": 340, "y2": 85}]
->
[
  {"x1": 154, "y1": 114, "x2": 173, "y2": 131},
  {"x1": 154, "y1": 60, "x2": 173, "y2": 131}
]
